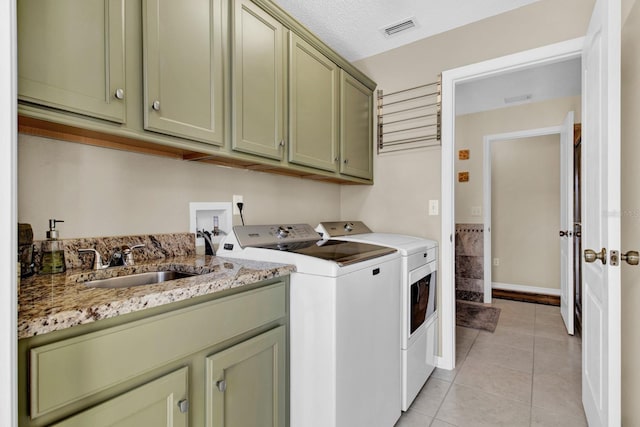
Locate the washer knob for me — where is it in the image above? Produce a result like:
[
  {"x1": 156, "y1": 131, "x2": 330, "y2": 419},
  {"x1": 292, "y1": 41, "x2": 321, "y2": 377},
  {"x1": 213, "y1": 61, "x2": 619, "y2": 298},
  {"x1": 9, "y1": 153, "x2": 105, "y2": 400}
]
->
[
  {"x1": 276, "y1": 226, "x2": 290, "y2": 239},
  {"x1": 344, "y1": 223, "x2": 354, "y2": 232}
]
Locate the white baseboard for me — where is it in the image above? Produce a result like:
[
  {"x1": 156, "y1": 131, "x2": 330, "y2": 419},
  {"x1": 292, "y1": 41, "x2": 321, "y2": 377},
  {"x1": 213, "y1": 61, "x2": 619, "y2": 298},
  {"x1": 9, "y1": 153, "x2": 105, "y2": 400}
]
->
[{"x1": 492, "y1": 282, "x2": 561, "y2": 296}]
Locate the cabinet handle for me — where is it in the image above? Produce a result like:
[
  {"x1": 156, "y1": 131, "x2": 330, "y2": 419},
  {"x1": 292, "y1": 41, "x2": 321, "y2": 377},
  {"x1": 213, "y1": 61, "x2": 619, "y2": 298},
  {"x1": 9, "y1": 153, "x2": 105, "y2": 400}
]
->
[
  {"x1": 152, "y1": 100, "x2": 161, "y2": 111},
  {"x1": 177, "y1": 399, "x2": 189, "y2": 413},
  {"x1": 114, "y1": 88, "x2": 124, "y2": 100},
  {"x1": 216, "y1": 380, "x2": 227, "y2": 392}
]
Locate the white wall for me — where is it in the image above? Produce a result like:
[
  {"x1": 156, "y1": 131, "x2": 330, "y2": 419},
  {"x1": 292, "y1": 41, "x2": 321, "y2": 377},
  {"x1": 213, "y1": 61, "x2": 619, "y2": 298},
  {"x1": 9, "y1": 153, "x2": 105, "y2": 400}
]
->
[
  {"x1": 491, "y1": 135, "x2": 560, "y2": 289},
  {"x1": 18, "y1": 135, "x2": 342, "y2": 239},
  {"x1": 455, "y1": 96, "x2": 581, "y2": 224},
  {"x1": 344, "y1": 0, "x2": 594, "y2": 241}
]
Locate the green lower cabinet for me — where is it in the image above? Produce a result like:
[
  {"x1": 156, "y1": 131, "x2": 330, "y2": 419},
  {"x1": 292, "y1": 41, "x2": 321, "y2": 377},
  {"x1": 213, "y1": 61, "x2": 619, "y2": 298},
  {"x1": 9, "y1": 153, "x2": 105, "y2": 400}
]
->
[
  {"x1": 52, "y1": 367, "x2": 188, "y2": 427},
  {"x1": 206, "y1": 326, "x2": 286, "y2": 427},
  {"x1": 19, "y1": 280, "x2": 289, "y2": 427}
]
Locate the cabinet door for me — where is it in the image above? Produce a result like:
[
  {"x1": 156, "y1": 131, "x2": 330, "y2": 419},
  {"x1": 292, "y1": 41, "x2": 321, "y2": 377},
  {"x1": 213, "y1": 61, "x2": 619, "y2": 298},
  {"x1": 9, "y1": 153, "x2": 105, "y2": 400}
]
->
[
  {"x1": 288, "y1": 33, "x2": 339, "y2": 172},
  {"x1": 143, "y1": 0, "x2": 225, "y2": 145},
  {"x1": 339, "y1": 70, "x2": 374, "y2": 180},
  {"x1": 52, "y1": 367, "x2": 188, "y2": 427},
  {"x1": 17, "y1": 0, "x2": 126, "y2": 123},
  {"x1": 206, "y1": 326, "x2": 286, "y2": 427},
  {"x1": 231, "y1": 0, "x2": 285, "y2": 160}
]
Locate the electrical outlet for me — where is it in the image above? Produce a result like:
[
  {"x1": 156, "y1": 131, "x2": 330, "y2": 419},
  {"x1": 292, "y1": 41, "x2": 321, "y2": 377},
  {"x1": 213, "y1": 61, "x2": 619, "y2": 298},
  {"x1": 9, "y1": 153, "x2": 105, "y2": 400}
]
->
[
  {"x1": 232, "y1": 195, "x2": 243, "y2": 215},
  {"x1": 471, "y1": 206, "x2": 482, "y2": 216},
  {"x1": 428, "y1": 200, "x2": 439, "y2": 216},
  {"x1": 493, "y1": 258, "x2": 500, "y2": 267}
]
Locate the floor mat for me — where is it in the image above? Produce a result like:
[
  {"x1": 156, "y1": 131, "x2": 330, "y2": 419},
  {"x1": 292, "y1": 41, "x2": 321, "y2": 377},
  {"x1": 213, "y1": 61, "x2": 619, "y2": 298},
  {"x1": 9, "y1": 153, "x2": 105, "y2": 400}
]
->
[{"x1": 456, "y1": 300, "x2": 501, "y2": 332}]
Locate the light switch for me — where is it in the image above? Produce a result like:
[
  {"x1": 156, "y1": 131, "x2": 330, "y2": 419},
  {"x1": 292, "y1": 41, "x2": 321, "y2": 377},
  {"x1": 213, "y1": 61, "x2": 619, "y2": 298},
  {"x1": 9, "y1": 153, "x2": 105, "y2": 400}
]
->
[{"x1": 429, "y1": 200, "x2": 439, "y2": 216}]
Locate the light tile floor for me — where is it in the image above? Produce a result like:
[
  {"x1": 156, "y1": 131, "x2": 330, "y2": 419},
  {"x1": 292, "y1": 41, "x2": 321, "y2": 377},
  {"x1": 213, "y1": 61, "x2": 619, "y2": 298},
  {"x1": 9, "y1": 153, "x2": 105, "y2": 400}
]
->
[{"x1": 395, "y1": 298, "x2": 586, "y2": 427}]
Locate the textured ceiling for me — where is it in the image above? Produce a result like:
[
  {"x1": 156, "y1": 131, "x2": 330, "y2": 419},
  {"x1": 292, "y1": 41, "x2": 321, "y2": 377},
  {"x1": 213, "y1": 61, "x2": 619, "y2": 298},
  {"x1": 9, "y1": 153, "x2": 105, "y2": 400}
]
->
[{"x1": 272, "y1": 0, "x2": 540, "y2": 61}]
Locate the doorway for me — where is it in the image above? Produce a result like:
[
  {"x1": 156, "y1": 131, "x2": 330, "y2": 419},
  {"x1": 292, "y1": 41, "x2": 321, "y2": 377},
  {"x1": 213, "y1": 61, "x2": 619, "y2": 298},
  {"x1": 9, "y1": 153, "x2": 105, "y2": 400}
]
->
[{"x1": 438, "y1": 37, "x2": 584, "y2": 370}]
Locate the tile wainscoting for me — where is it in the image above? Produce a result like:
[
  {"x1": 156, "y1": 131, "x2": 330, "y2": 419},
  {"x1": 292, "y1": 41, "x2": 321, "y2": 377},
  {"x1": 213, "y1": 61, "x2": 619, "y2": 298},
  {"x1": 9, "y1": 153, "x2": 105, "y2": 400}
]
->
[{"x1": 455, "y1": 224, "x2": 484, "y2": 302}]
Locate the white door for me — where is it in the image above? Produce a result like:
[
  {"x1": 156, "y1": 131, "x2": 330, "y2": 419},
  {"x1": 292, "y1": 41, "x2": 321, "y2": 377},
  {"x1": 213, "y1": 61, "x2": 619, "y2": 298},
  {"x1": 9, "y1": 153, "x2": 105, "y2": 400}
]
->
[
  {"x1": 581, "y1": 0, "x2": 621, "y2": 424},
  {"x1": 560, "y1": 111, "x2": 575, "y2": 335}
]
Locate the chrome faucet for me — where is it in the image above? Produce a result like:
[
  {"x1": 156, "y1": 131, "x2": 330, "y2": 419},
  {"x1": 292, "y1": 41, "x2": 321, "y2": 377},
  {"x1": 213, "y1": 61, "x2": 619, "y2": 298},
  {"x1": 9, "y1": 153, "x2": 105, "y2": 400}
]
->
[
  {"x1": 197, "y1": 229, "x2": 216, "y2": 256},
  {"x1": 78, "y1": 248, "x2": 110, "y2": 270},
  {"x1": 121, "y1": 244, "x2": 145, "y2": 265},
  {"x1": 79, "y1": 244, "x2": 146, "y2": 270}
]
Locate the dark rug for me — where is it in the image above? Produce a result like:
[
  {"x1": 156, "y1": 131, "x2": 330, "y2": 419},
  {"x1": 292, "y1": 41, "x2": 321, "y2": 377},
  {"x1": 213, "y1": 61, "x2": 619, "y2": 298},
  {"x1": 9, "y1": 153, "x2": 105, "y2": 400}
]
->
[{"x1": 456, "y1": 300, "x2": 501, "y2": 332}]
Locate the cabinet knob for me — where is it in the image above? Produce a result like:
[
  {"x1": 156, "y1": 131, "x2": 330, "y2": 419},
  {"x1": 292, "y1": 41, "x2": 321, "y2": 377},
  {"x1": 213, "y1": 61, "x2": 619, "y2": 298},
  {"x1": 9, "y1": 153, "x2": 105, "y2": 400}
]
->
[
  {"x1": 216, "y1": 380, "x2": 227, "y2": 392},
  {"x1": 343, "y1": 159, "x2": 349, "y2": 164},
  {"x1": 279, "y1": 140, "x2": 285, "y2": 147},
  {"x1": 152, "y1": 100, "x2": 161, "y2": 111},
  {"x1": 177, "y1": 399, "x2": 189, "y2": 413},
  {"x1": 114, "y1": 88, "x2": 125, "y2": 100}
]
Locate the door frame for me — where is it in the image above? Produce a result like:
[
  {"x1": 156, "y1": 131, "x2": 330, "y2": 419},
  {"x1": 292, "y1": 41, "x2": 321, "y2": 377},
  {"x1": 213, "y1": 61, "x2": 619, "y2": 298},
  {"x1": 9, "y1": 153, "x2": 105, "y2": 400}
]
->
[
  {"x1": 439, "y1": 37, "x2": 583, "y2": 370},
  {"x1": 482, "y1": 126, "x2": 564, "y2": 304},
  {"x1": 1, "y1": 0, "x2": 17, "y2": 425}
]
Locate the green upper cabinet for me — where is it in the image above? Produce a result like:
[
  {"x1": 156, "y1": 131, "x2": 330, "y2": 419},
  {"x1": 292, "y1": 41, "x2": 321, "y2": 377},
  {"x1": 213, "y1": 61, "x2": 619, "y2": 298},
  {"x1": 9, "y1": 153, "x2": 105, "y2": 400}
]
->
[
  {"x1": 52, "y1": 368, "x2": 188, "y2": 427},
  {"x1": 231, "y1": 0, "x2": 286, "y2": 160},
  {"x1": 288, "y1": 34, "x2": 339, "y2": 172},
  {"x1": 206, "y1": 326, "x2": 286, "y2": 427},
  {"x1": 143, "y1": 0, "x2": 225, "y2": 145},
  {"x1": 339, "y1": 70, "x2": 374, "y2": 180},
  {"x1": 17, "y1": 0, "x2": 126, "y2": 123}
]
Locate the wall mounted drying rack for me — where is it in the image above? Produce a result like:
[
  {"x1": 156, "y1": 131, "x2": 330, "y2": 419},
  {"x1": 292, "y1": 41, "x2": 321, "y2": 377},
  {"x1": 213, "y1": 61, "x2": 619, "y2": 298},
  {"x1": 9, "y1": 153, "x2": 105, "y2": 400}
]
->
[{"x1": 377, "y1": 76, "x2": 441, "y2": 153}]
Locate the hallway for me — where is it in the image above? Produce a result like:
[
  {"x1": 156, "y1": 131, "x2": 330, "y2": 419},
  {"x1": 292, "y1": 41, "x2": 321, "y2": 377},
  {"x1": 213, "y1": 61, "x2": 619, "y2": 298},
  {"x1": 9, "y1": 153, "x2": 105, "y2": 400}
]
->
[{"x1": 396, "y1": 299, "x2": 586, "y2": 426}]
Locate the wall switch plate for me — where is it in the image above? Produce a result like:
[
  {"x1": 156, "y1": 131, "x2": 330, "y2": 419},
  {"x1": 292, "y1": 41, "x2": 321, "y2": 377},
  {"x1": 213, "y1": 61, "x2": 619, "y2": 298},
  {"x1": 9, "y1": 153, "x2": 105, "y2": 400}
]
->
[
  {"x1": 493, "y1": 258, "x2": 500, "y2": 266},
  {"x1": 232, "y1": 195, "x2": 243, "y2": 215},
  {"x1": 429, "y1": 200, "x2": 439, "y2": 216},
  {"x1": 471, "y1": 206, "x2": 482, "y2": 216}
]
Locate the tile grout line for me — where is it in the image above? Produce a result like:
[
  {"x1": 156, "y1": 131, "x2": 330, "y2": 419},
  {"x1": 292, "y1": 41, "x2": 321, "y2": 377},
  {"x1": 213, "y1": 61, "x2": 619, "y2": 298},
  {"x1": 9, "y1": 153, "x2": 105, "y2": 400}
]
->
[
  {"x1": 428, "y1": 329, "x2": 480, "y2": 427},
  {"x1": 529, "y1": 303, "x2": 540, "y2": 427}
]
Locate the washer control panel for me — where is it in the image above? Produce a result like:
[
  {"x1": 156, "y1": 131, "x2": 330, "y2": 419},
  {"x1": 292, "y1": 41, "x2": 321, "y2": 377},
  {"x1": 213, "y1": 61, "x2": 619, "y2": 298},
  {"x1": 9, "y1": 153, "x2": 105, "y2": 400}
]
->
[
  {"x1": 317, "y1": 221, "x2": 372, "y2": 238},
  {"x1": 232, "y1": 224, "x2": 320, "y2": 248}
]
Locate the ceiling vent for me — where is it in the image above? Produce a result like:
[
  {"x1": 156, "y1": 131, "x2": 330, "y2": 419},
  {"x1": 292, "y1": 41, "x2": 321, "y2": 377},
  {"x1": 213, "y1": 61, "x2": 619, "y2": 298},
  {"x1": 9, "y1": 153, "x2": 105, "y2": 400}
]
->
[
  {"x1": 381, "y1": 17, "x2": 417, "y2": 37},
  {"x1": 504, "y1": 94, "x2": 533, "y2": 104}
]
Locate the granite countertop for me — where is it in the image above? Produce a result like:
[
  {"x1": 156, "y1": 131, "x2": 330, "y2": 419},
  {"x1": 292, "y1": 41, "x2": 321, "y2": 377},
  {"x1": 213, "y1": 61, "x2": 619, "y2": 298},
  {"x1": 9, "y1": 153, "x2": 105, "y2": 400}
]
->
[{"x1": 18, "y1": 255, "x2": 295, "y2": 340}]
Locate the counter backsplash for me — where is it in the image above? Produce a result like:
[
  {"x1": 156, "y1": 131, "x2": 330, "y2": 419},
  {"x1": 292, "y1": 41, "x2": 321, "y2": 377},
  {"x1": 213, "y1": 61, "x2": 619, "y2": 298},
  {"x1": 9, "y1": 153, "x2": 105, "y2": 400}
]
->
[{"x1": 31, "y1": 232, "x2": 195, "y2": 272}]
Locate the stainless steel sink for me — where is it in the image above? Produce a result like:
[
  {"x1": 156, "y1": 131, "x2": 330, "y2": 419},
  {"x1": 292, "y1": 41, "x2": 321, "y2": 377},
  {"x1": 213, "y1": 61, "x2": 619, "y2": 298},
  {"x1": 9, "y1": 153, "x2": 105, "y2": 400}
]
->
[{"x1": 84, "y1": 271, "x2": 196, "y2": 289}]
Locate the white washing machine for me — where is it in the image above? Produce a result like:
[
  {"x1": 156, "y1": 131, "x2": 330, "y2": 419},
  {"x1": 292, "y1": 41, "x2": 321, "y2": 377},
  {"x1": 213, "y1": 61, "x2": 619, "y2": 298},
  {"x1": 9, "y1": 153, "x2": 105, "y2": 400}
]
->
[
  {"x1": 218, "y1": 224, "x2": 402, "y2": 427},
  {"x1": 316, "y1": 221, "x2": 438, "y2": 411}
]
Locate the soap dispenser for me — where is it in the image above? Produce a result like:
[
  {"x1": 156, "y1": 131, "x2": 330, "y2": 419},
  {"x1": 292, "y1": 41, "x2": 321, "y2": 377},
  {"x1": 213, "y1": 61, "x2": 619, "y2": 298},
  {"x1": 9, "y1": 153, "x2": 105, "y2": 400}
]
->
[{"x1": 40, "y1": 219, "x2": 66, "y2": 274}]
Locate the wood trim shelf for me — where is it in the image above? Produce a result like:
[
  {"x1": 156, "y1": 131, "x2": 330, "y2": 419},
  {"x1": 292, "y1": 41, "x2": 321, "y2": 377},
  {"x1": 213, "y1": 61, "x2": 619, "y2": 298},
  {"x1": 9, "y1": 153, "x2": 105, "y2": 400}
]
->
[{"x1": 18, "y1": 115, "x2": 370, "y2": 185}]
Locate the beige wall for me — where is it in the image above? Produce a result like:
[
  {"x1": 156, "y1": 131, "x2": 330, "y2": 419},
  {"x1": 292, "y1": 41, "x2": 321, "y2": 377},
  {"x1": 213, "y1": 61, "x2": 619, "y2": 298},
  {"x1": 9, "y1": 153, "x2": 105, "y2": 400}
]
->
[
  {"x1": 455, "y1": 97, "x2": 581, "y2": 224},
  {"x1": 491, "y1": 135, "x2": 560, "y2": 289},
  {"x1": 621, "y1": 0, "x2": 640, "y2": 423},
  {"x1": 18, "y1": 134, "x2": 341, "y2": 239},
  {"x1": 344, "y1": 0, "x2": 593, "y2": 241}
]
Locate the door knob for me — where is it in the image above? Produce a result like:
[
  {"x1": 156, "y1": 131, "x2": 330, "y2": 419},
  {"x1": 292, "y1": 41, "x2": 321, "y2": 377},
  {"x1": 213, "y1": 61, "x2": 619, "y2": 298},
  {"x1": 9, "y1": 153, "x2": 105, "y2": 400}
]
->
[
  {"x1": 584, "y1": 248, "x2": 607, "y2": 264},
  {"x1": 622, "y1": 250, "x2": 640, "y2": 266}
]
